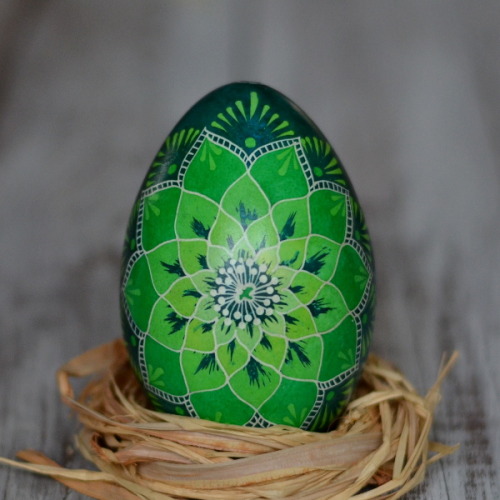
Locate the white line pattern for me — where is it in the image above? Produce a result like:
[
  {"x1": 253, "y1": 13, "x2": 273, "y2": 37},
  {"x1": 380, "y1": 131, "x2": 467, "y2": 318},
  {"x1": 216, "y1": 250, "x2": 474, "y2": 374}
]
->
[{"x1": 121, "y1": 131, "x2": 375, "y2": 429}]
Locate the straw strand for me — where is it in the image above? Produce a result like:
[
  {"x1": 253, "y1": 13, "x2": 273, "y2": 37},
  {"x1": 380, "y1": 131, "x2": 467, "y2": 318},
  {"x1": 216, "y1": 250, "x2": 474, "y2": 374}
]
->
[{"x1": 0, "y1": 341, "x2": 459, "y2": 499}]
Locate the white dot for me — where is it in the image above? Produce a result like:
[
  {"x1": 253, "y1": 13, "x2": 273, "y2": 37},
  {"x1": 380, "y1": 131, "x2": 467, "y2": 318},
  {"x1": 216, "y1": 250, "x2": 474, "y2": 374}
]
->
[
  {"x1": 238, "y1": 322, "x2": 247, "y2": 329},
  {"x1": 259, "y1": 264, "x2": 267, "y2": 272},
  {"x1": 250, "y1": 268, "x2": 258, "y2": 275},
  {"x1": 218, "y1": 286, "x2": 226, "y2": 294},
  {"x1": 244, "y1": 314, "x2": 252, "y2": 322},
  {"x1": 234, "y1": 311, "x2": 242, "y2": 320},
  {"x1": 222, "y1": 309, "x2": 229, "y2": 316},
  {"x1": 246, "y1": 258, "x2": 254, "y2": 266},
  {"x1": 256, "y1": 306, "x2": 265, "y2": 315},
  {"x1": 219, "y1": 268, "x2": 226, "y2": 275},
  {"x1": 259, "y1": 275, "x2": 268, "y2": 283},
  {"x1": 271, "y1": 277, "x2": 279, "y2": 285},
  {"x1": 266, "y1": 286, "x2": 274, "y2": 294},
  {"x1": 254, "y1": 318, "x2": 261, "y2": 325},
  {"x1": 263, "y1": 299, "x2": 271, "y2": 306},
  {"x1": 225, "y1": 278, "x2": 233, "y2": 286},
  {"x1": 216, "y1": 277, "x2": 223, "y2": 285},
  {"x1": 224, "y1": 318, "x2": 232, "y2": 326},
  {"x1": 210, "y1": 290, "x2": 217, "y2": 297},
  {"x1": 230, "y1": 259, "x2": 236, "y2": 266},
  {"x1": 236, "y1": 265, "x2": 245, "y2": 273},
  {"x1": 265, "y1": 308, "x2": 273, "y2": 315},
  {"x1": 213, "y1": 305, "x2": 221, "y2": 312},
  {"x1": 238, "y1": 257, "x2": 244, "y2": 263},
  {"x1": 272, "y1": 295, "x2": 280, "y2": 303},
  {"x1": 218, "y1": 297, "x2": 226, "y2": 305}
]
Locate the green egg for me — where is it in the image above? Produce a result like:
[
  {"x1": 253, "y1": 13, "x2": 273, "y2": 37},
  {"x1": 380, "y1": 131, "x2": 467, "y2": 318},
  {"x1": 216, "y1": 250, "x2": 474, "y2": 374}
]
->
[{"x1": 120, "y1": 82, "x2": 375, "y2": 431}]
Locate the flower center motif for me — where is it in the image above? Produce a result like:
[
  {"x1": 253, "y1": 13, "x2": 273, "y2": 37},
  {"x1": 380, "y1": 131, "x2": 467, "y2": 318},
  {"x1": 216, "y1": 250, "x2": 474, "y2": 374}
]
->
[{"x1": 210, "y1": 256, "x2": 280, "y2": 329}]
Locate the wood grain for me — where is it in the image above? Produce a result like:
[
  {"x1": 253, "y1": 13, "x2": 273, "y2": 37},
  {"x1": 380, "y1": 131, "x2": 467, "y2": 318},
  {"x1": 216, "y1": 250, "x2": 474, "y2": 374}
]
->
[{"x1": 1, "y1": 1, "x2": 499, "y2": 498}]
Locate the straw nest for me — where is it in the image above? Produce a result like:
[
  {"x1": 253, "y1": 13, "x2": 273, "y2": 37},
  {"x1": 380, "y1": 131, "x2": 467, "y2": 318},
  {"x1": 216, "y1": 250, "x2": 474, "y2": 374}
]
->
[{"x1": 1, "y1": 340, "x2": 458, "y2": 499}]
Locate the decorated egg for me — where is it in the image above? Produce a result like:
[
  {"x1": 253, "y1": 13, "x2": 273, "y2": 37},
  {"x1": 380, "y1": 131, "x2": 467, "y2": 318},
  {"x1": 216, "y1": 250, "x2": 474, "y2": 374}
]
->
[{"x1": 120, "y1": 83, "x2": 375, "y2": 431}]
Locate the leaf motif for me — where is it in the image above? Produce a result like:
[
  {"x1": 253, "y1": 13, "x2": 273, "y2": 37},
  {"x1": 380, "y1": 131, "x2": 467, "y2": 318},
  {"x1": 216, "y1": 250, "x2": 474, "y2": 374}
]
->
[
  {"x1": 245, "y1": 357, "x2": 270, "y2": 387},
  {"x1": 279, "y1": 212, "x2": 297, "y2": 241},
  {"x1": 303, "y1": 249, "x2": 329, "y2": 275},
  {"x1": 283, "y1": 403, "x2": 309, "y2": 427},
  {"x1": 161, "y1": 260, "x2": 185, "y2": 277},
  {"x1": 148, "y1": 365, "x2": 166, "y2": 387},
  {"x1": 165, "y1": 312, "x2": 187, "y2": 334},
  {"x1": 285, "y1": 341, "x2": 311, "y2": 367},
  {"x1": 195, "y1": 353, "x2": 219, "y2": 374}
]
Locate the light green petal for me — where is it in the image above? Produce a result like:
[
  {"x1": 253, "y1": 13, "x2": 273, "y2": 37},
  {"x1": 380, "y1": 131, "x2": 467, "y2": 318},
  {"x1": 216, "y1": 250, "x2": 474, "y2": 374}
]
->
[
  {"x1": 255, "y1": 246, "x2": 280, "y2": 271},
  {"x1": 148, "y1": 298, "x2": 186, "y2": 350},
  {"x1": 141, "y1": 188, "x2": 182, "y2": 250},
  {"x1": 253, "y1": 334, "x2": 287, "y2": 370},
  {"x1": 194, "y1": 295, "x2": 218, "y2": 322},
  {"x1": 229, "y1": 363, "x2": 281, "y2": 409},
  {"x1": 310, "y1": 283, "x2": 349, "y2": 332},
  {"x1": 283, "y1": 306, "x2": 316, "y2": 340},
  {"x1": 272, "y1": 198, "x2": 310, "y2": 240},
  {"x1": 236, "y1": 324, "x2": 263, "y2": 352},
  {"x1": 207, "y1": 246, "x2": 231, "y2": 269},
  {"x1": 232, "y1": 238, "x2": 256, "y2": 260},
  {"x1": 261, "y1": 313, "x2": 286, "y2": 336},
  {"x1": 273, "y1": 265, "x2": 296, "y2": 288},
  {"x1": 303, "y1": 236, "x2": 341, "y2": 281},
  {"x1": 309, "y1": 190, "x2": 347, "y2": 244},
  {"x1": 146, "y1": 242, "x2": 182, "y2": 295},
  {"x1": 279, "y1": 238, "x2": 307, "y2": 270},
  {"x1": 246, "y1": 215, "x2": 279, "y2": 251},
  {"x1": 214, "y1": 318, "x2": 237, "y2": 346},
  {"x1": 165, "y1": 277, "x2": 199, "y2": 317},
  {"x1": 178, "y1": 240, "x2": 208, "y2": 275},
  {"x1": 185, "y1": 318, "x2": 215, "y2": 352},
  {"x1": 183, "y1": 138, "x2": 247, "y2": 203},
  {"x1": 191, "y1": 270, "x2": 217, "y2": 295},
  {"x1": 274, "y1": 289, "x2": 301, "y2": 314},
  {"x1": 281, "y1": 336, "x2": 322, "y2": 380},
  {"x1": 217, "y1": 339, "x2": 250, "y2": 376},
  {"x1": 181, "y1": 350, "x2": 226, "y2": 392},
  {"x1": 209, "y1": 211, "x2": 244, "y2": 250},
  {"x1": 175, "y1": 191, "x2": 218, "y2": 239},
  {"x1": 250, "y1": 146, "x2": 309, "y2": 205},
  {"x1": 290, "y1": 271, "x2": 324, "y2": 304},
  {"x1": 221, "y1": 174, "x2": 270, "y2": 227}
]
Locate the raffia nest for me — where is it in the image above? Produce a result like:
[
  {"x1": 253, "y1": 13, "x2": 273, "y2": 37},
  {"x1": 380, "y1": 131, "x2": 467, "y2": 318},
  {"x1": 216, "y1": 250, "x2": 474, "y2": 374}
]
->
[{"x1": 1, "y1": 340, "x2": 458, "y2": 499}]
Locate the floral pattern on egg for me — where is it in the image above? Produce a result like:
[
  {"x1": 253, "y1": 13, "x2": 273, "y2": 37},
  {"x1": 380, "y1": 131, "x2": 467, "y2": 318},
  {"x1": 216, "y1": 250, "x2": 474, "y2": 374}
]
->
[{"x1": 120, "y1": 83, "x2": 375, "y2": 431}]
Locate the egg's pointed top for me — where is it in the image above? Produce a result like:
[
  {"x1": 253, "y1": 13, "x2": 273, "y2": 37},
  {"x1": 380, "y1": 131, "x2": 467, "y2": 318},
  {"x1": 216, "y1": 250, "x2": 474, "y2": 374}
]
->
[{"x1": 171, "y1": 81, "x2": 324, "y2": 154}]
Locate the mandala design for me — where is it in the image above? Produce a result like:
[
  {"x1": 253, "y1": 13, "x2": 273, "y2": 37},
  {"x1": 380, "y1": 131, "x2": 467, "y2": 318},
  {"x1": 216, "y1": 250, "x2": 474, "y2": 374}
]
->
[{"x1": 121, "y1": 83, "x2": 375, "y2": 431}]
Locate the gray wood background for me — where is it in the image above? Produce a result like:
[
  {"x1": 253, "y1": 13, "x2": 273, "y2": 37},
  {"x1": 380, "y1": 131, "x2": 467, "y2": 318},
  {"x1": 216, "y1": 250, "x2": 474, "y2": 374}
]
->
[{"x1": 1, "y1": 1, "x2": 499, "y2": 498}]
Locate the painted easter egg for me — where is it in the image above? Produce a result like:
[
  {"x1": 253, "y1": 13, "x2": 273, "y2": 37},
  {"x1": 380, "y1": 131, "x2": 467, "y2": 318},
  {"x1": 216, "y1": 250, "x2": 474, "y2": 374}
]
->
[{"x1": 120, "y1": 82, "x2": 375, "y2": 431}]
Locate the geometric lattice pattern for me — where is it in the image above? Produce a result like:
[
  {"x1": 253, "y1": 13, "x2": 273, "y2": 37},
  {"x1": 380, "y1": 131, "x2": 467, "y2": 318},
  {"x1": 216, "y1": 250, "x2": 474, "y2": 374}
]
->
[{"x1": 120, "y1": 84, "x2": 375, "y2": 431}]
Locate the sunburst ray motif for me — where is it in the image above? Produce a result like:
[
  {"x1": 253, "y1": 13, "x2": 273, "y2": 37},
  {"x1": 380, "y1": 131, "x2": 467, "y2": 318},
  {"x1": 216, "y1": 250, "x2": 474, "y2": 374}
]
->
[
  {"x1": 144, "y1": 128, "x2": 201, "y2": 187},
  {"x1": 209, "y1": 90, "x2": 296, "y2": 151}
]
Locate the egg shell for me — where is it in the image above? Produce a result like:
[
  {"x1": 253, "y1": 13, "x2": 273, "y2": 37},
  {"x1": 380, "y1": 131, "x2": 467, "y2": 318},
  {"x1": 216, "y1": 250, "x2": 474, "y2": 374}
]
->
[{"x1": 120, "y1": 82, "x2": 375, "y2": 431}]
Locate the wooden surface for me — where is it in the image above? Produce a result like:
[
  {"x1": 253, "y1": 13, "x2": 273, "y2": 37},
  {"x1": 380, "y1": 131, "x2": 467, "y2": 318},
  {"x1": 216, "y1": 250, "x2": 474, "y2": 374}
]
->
[{"x1": 1, "y1": 1, "x2": 499, "y2": 498}]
